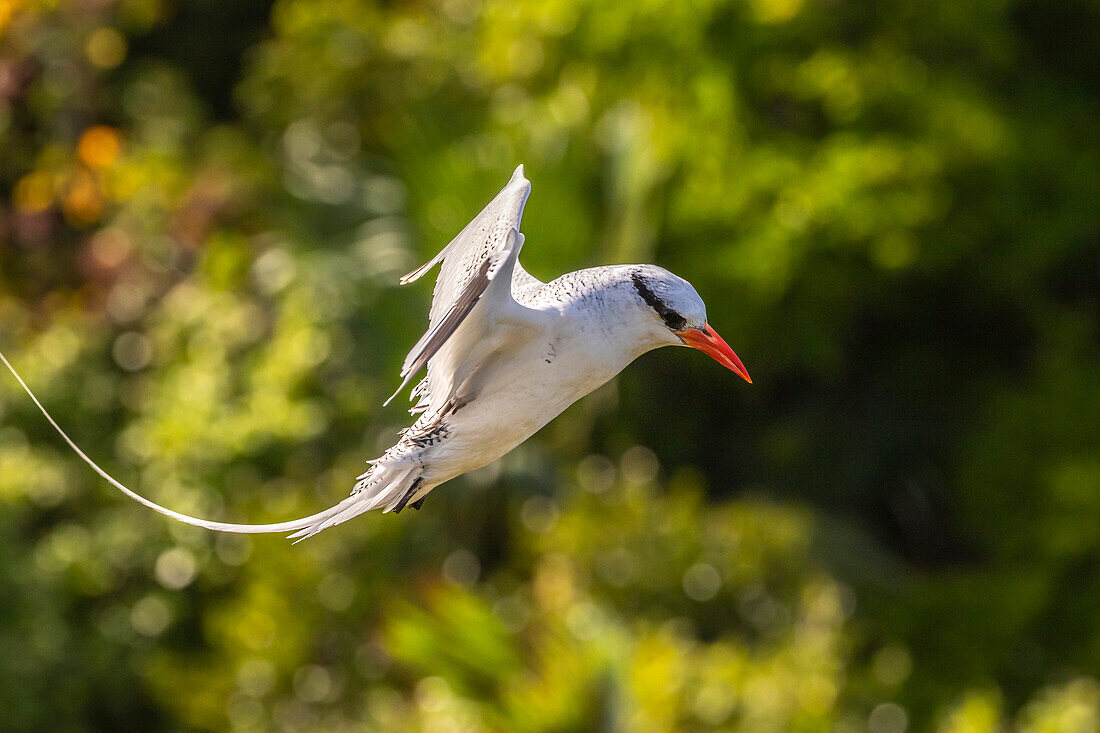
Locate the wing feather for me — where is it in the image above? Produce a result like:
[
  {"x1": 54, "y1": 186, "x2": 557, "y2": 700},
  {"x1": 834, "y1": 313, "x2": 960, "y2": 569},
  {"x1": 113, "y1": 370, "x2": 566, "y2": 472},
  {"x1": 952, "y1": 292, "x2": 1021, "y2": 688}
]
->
[
  {"x1": 385, "y1": 243, "x2": 501, "y2": 405},
  {"x1": 385, "y1": 165, "x2": 532, "y2": 406}
]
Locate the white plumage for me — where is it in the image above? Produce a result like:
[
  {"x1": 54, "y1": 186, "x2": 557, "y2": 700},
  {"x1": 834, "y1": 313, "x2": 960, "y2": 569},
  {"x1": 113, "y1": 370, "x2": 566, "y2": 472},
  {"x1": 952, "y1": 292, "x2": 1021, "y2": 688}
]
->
[{"x1": 1, "y1": 165, "x2": 751, "y2": 540}]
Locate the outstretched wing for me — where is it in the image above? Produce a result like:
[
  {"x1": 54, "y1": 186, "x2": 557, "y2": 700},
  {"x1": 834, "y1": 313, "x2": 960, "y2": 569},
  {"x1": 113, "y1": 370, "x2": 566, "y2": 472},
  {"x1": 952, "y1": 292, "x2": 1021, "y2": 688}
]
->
[{"x1": 385, "y1": 164, "x2": 533, "y2": 406}]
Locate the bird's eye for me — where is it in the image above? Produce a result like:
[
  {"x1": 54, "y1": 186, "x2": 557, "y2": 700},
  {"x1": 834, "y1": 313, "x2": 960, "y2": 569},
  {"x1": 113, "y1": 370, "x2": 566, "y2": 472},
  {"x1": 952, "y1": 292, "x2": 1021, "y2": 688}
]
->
[
  {"x1": 631, "y1": 272, "x2": 688, "y2": 331},
  {"x1": 659, "y1": 310, "x2": 688, "y2": 331}
]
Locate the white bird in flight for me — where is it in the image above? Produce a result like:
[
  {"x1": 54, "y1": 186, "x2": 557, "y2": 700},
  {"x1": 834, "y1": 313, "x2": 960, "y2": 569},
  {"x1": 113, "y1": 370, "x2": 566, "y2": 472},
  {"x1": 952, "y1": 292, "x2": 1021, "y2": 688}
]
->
[{"x1": 1, "y1": 165, "x2": 751, "y2": 540}]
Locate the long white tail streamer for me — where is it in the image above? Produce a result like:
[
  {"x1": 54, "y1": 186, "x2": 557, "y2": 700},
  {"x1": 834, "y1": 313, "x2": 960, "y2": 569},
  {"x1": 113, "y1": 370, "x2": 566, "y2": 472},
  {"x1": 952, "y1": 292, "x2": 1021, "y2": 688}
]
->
[{"x1": 0, "y1": 348, "x2": 354, "y2": 537}]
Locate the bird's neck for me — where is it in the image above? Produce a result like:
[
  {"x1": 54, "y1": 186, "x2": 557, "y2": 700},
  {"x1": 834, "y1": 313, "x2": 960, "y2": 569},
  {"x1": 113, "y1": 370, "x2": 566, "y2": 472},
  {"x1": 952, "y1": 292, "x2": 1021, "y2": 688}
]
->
[{"x1": 553, "y1": 265, "x2": 679, "y2": 360}]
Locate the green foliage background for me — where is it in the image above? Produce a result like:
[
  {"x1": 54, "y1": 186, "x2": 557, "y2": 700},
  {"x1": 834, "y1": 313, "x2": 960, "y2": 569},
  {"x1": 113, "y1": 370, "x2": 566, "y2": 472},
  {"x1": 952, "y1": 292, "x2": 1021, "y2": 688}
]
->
[{"x1": 1, "y1": 0, "x2": 1098, "y2": 730}]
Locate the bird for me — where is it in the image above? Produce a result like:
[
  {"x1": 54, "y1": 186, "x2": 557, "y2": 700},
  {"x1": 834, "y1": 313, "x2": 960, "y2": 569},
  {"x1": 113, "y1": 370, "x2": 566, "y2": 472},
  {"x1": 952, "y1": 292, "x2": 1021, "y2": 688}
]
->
[{"x1": 1, "y1": 165, "x2": 751, "y2": 540}]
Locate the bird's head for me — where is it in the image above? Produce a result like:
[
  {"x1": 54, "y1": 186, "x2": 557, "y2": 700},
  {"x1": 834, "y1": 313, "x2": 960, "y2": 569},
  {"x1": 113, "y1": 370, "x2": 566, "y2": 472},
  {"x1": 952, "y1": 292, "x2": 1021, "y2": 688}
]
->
[{"x1": 630, "y1": 266, "x2": 752, "y2": 383}]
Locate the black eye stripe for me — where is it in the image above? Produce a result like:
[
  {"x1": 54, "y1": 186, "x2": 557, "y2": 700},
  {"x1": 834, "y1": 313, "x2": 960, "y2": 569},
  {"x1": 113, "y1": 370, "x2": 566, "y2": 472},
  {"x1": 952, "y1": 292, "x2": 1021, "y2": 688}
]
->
[{"x1": 631, "y1": 272, "x2": 688, "y2": 331}]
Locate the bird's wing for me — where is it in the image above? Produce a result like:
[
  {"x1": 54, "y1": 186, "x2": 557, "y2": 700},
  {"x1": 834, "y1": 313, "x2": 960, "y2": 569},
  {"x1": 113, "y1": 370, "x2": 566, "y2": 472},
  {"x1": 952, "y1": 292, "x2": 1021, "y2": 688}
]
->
[
  {"x1": 0, "y1": 168, "x2": 545, "y2": 542},
  {"x1": 385, "y1": 164, "x2": 534, "y2": 406}
]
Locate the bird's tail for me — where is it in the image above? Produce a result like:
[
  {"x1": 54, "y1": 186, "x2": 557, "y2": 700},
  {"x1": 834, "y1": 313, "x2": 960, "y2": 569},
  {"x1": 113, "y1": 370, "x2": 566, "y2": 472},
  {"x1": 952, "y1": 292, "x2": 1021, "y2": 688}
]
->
[
  {"x1": 0, "y1": 348, "x2": 415, "y2": 541},
  {"x1": 286, "y1": 461, "x2": 425, "y2": 541}
]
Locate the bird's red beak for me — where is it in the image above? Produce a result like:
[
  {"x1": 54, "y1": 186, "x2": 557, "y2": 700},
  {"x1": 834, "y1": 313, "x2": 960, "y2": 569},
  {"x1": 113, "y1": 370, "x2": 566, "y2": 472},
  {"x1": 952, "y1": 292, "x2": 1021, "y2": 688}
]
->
[{"x1": 679, "y1": 324, "x2": 752, "y2": 383}]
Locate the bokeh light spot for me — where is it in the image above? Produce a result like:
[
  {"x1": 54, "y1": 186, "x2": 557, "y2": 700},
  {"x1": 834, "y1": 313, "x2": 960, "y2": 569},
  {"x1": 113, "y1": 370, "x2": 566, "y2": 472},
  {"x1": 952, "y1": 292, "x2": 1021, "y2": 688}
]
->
[
  {"x1": 565, "y1": 601, "x2": 602, "y2": 641},
  {"x1": 89, "y1": 227, "x2": 133, "y2": 268},
  {"x1": 131, "y1": 594, "x2": 171, "y2": 636},
  {"x1": 112, "y1": 332, "x2": 153, "y2": 371},
  {"x1": 442, "y1": 548, "x2": 480, "y2": 586},
  {"x1": 154, "y1": 547, "x2": 198, "y2": 589},
  {"x1": 293, "y1": 665, "x2": 333, "y2": 703},
  {"x1": 107, "y1": 281, "x2": 151, "y2": 323},
  {"x1": 683, "y1": 562, "x2": 722, "y2": 601},
  {"x1": 621, "y1": 445, "x2": 659, "y2": 485},
  {"x1": 695, "y1": 682, "x2": 736, "y2": 725},
  {"x1": 577, "y1": 454, "x2": 616, "y2": 493},
  {"x1": 85, "y1": 28, "x2": 127, "y2": 69},
  {"x1": 14, "y1": 171, "x2": 54, "y2": 213},
  {"x1": 237, "y1": 658, "x2": 277, "y2": 698},
  {"x1": 77, "y1": 126, "x2": 121, "y2": 169},
  {"x1": 521, "y1": 495, "x2": 559, "y2": 533},
  {"x1": 873, "y1": 645, "x2": 913, "y2": 687},
  {"x1": 868, "y1": 702, "x2": 908, "y2": 733}
]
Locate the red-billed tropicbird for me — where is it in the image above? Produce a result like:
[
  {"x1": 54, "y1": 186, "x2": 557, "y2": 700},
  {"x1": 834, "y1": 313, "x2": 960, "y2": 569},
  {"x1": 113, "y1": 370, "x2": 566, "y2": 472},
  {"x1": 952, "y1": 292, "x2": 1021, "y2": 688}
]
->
[{"x1": 0, "y1": 165, "x2": 751, "y2": 540}]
